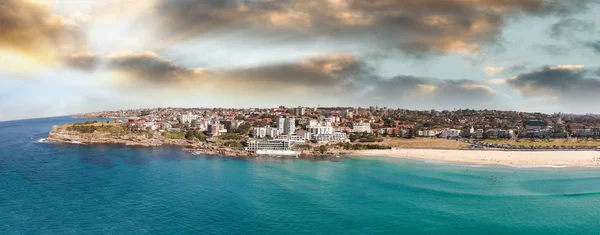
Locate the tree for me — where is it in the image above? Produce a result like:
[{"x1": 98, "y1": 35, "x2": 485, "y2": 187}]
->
[
  {"x1": 185, "y1": 131, "x2": 194, "y2": 140},
  {"x1": 317, "y1": 145, "x2": 328, "y2": 154}
]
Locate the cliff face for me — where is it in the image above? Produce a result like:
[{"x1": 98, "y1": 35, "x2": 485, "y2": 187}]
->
[{"x1": 47, "y1": 125, "x2": 194, "y2": 147}]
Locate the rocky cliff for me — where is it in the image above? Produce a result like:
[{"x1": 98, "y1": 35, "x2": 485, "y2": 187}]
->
[{"x1": 47, "y1": 125, "x2": 195, "y2": 147}]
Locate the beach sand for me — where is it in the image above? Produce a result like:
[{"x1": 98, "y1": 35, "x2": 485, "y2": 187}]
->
[{"x1": 356, "y1": 149, "x2": 600, "y2": 167}]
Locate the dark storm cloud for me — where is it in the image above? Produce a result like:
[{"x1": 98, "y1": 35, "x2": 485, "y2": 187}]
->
[
  {"x1": 0, "y1": 0, "x2": 87, "y2": 59},
  {"x1": 585, "y1": 40, "x2": 600, "y2": 53},
  {"x1": 106, "y1": 49, "x2": 500, "y2": 108},
  {"x1": 507, "y1": 65, "x2": 600, "y2": 99},
  {"x1": 150, "y1": 0, "x2": 596, "y2": 55},
  {"x1": 368, "y1": 76, "x2": 499, "y2": 109},
  {"x1": 106, "y1": 52, "x2": 202, "y2": 82}
]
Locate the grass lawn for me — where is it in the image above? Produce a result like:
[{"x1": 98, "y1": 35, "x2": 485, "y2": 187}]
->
[
  {"x1": 380, "y1": 137, "x2": 467, "y2": 149},
  {"x1": 481, "y1": 139, "x2": 600, "y2": 147}
]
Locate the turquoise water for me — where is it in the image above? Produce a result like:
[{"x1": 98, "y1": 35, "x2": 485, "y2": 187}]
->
[{"x1": 2, "y1": 117, "x2": 600, "y2": 234}]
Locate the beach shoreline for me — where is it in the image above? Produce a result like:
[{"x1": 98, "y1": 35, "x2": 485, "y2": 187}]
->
[{"x1": 354, "y1": 149, "x2": 600, "y2": 167}]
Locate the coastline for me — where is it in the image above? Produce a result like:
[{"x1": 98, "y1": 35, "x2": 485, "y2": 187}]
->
[
  {"x1": 46, "y1": 122, "x2": 600, "y2": 167},
  {"x1": 354, "y1": 149, "x2": 600, "y2": 167}
]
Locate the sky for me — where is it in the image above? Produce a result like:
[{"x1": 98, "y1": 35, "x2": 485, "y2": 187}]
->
[{"x1": 1, "y1": 0, "x2": 600, "y2": 121}]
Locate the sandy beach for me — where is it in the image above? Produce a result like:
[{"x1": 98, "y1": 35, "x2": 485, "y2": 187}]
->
[{"x1": 356, "y1": 149, "x2": 600, "y2": 167}]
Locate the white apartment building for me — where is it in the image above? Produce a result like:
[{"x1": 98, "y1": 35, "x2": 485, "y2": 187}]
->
[
  {"x1": 283, "y1": 117, "x2": 296, "y2": 135},
  {"x1": 418, "y1": 130, "x2": 437, "y2": 137},
  {"x1": 308, "y1": 124, "x2": 334, "y2": 135},
  {"x1": 277, "y1": 117, "x2": 286, "y2": 134},
  {"x1": 352, "y1": 121, "x2": 372, "y2": 133},
  {"x1": 312, "y1": 132, "x2": 348, "y2": 142},
  {"x1": 253, "y1": 126, "x2": 267, "y2": 138},
  {"x1": 245, "y1": 140, "x2": 291, "y2": 152},
  {"x1": 253, "y1": 126, "x2": 280, "y2": 138},
  {"x1": 276, "y1": 134, "x2": 307, "y2": 143},
  {"x1": 295, "y1": 130, "x2": 311, "y2": 141},
  {"x1": 179, "y1": 112, "x2": 198, "y2": 124}
]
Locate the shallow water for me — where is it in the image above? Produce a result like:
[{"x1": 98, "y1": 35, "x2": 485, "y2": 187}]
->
[{"x1": 1, "y1": 117, "x2": 600, "y2": 234}]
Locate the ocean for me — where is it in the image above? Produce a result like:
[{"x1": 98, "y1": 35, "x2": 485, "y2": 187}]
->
[{"x1": 1, "y1": 116, "x2": 600, "y2": 234}]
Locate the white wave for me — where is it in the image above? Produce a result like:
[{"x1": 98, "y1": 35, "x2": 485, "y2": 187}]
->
[{"x1": 36, "y1": 138, "x2": 47, "y2": 143}]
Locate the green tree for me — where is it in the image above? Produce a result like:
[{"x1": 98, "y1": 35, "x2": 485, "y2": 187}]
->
[{"x1": 317, "y1": 145, "x2": 328, "y2": 154}]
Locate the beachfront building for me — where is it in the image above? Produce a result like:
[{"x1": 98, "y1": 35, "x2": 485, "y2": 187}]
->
[
  {"x1": 245, "y1": 139, "x2": 291, "y2": 152},
  {"x1": 525, "y1": 120, "x2": 548, "y2": 131},
  {"x1": 475, "y1": 129, "x2": 484, "y2": 139},
  {"x1": 295, "y1": 130, "x2": 311, "y2": 141},
  {"x1": 575, "y1": 128, "x2": 600, "y2": 138},
  {"x1": 461, "y1": 126, "x2": 474, "y2": 138},
  {"x1": 352, "y1": 121, "x2": 372, "y2": 133},
  {"x1": 312, "y1": 132, "x2": 348, "y2": 143},
  {"x1": 439, "y1": 129, "x2": 461, "y2": 138},
  {"x1": 276, "y1": 134, "x2": 307, "y2": 143},
  {"x1": 418, "y1": 130, "x2": 436, "y2": 137}
]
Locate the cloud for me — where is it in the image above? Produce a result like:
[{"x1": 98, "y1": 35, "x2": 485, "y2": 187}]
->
[
  {"x1": 0, "y1": 0, "x2": 87, "y2": 62},
  {"x1": 105, "y1": 51, "x2": 205, "y2": 83},
  {"x1": 369, "y1": 76, "x2": 500, "y2": 109},
  {"x1": 585, "y1": 40, "x2": 600, "y2": 53},
  {"x1": 101, "y1": 50, "x2": 502, "y2": 109},
  {"x1": 62, "y1": 52, "x2": 100, "y2": 71},
  {"x1": 507, "y1": 65, "x2": 600, "y2": 111},
  {"x1": 484, "y1": 66, "x2": 505, "y2": 76},
  {"x1": 536, "y1": 44, "x2": 572, "y2": 56},
  {"x1": 548, "y1": 18, "x2": 596, "y2": 39},
  {"x1": 147, "y1": 0, "x2": 596, "y2": 56}
]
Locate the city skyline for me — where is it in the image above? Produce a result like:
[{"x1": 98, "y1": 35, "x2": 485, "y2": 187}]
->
[{"x1": 2, "y1": 0, "x2": 600, "y2": 121}]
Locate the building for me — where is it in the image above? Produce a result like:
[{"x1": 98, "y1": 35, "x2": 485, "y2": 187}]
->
[
  {"x1": 475, "y1": 129, "x2": 484, "y2": 139},
  {"x1": 344, "y1": 109, "x2": 353, "y2": 119},
  {"x1": 284, "y1": 117, "x2": 296, "y2": 135},
  {"x1": 253, "y1": 126, "x2": 267, "y2": 138},
  {"x1": 245, "y1": 139, "x2": 291, "y2": 152},
  {"x1": 312, "y1": 132, "x2": 348, "y2": 143},
  {"x1": 209, "y1": 124, "x2": 226, "y2": 136},
  {"x1": 576, "y1": 128, "x2": 600, "y2": 138},
  {"x1": 276, "y1": 134, "x2": 307, "y2": 143},
  {"x1": 418, "y1": 130, "x2": 436, "y2": 137},
  {"x1": 277, "y1": 117, "x2": 286, "y2": 133},
  {"x1": 439, "y1": 129, "x2": 461, "y2": 138},
  {"x1": 294, "y1": 106, "x2": 306, "y2": 116},
  {"x1": 179, "y1": 112, "x2": 198, "y2": 124},
  {"x1": 308, "y1": 124, "x2": 334, "y2": 135},
  {"x1": 252, "y1": 125, "x2": 279, "y2": 138},
  {"x1": 461, "y1": 126, "x2": 474, "y2": 138},
  {"x1": 525, "y1": 120, "x2": 548, "y2": 131},
  {"x1": 223, "y1": 120, "x2": 244, "y2": 131},
  {"x1": 352, "y1": 121, "x2": 372, "y2": 133},
  {"x1": 295, "y1": 130, "x2": 311, "y2": 141},
  {"x1": 323, "y1": 117, "x2": 334, "y2": 125}
]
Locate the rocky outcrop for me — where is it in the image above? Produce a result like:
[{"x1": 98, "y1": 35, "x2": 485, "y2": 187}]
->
[{"x1": 47, "y1": 125, "x2": 195, "y2": 147}]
